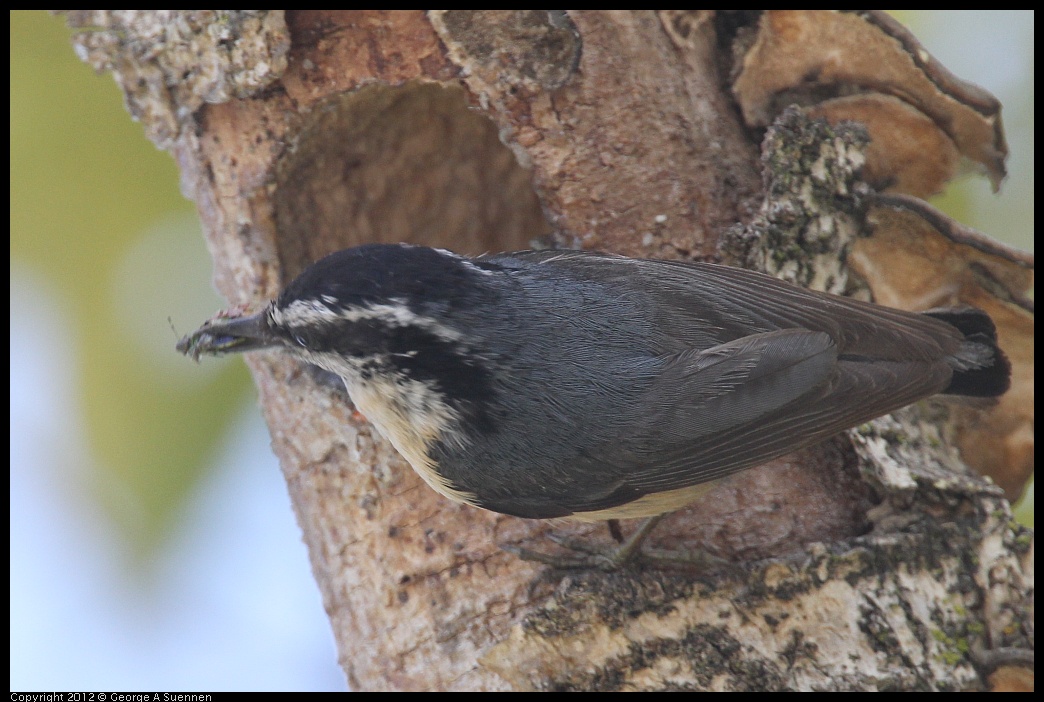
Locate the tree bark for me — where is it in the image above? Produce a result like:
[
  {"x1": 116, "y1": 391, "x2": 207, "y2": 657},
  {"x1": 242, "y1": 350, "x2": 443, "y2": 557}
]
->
[{"x1": 67, "y1": 10, "x2": 1032, "y2": 691}]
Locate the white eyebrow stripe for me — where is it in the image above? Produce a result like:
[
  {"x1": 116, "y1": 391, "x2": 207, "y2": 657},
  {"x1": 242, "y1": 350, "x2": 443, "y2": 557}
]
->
[
  {"x1": 270, "y1": 299, "x2": 466, "y2": 345},
  {"x1": 434, "y1": 248, "x2": 496, "y2": 276}
]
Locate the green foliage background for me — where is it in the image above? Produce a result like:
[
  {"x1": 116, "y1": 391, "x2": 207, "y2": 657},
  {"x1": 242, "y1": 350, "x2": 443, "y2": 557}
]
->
[{"x1": 11, "y1": 11, "x2": 253, "y2": 557}]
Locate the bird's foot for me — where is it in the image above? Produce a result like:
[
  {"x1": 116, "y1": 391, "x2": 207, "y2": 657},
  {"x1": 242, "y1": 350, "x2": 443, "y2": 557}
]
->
[{"x1": 502, "y1": 515, "x2": 732, "y2": 572}]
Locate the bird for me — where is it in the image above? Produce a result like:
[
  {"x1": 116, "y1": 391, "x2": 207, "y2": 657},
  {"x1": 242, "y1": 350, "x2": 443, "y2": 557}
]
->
[{"x1": 178, "y1": 243, "x2": 1010, "y2": 566}]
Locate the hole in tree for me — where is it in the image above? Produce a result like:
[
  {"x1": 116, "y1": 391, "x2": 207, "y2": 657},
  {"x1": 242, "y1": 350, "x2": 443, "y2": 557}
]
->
[{"x1": 273, "y1": 82, "x2": 549, "y2": 284}]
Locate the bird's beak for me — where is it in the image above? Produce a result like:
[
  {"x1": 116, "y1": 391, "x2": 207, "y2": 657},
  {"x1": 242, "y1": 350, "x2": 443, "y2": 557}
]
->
[{"x1": 177, "y1": 309, "x2": 280, "y2": 361}]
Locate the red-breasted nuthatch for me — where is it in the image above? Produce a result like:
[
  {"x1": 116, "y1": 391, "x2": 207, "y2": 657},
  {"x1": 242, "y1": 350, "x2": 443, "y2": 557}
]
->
[{"x1": 178, "y1": 244, "x2": 1010, "y2": 564}]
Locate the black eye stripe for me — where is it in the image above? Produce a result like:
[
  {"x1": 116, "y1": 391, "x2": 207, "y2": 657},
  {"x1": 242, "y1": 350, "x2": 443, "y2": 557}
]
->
[{"x1": 291, "y1": 317, "x2": 497, "y2": 434}]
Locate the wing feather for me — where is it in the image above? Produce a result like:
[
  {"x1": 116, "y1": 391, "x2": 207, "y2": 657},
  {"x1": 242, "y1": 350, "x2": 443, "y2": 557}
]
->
[{"x1": 475, "y1": 251, "x2": 962, "y2": 517}]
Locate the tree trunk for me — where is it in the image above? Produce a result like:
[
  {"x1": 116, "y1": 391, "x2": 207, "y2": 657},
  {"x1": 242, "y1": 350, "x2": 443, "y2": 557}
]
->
[{"x1": 67, "y1": 10, "x2": 1032, "y2": 691}]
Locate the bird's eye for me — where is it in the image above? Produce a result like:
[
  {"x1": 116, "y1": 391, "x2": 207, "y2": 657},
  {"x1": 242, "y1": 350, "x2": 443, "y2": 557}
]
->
[{"x1": 294, "y1": 334, "x2": 306, "y2": 347}]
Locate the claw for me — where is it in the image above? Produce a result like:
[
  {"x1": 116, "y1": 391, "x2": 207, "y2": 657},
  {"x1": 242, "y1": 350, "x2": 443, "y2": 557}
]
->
[
  {"x1": 501, "y1": 515, "x2": 669, "y2": 571},
  {"x1": 501, "y1": 514, "x2": 736, "y2": 572}
]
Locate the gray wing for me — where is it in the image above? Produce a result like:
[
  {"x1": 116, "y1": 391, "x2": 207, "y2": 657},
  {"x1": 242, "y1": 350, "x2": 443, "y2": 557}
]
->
[
  {"x1": 550, "y1": 327, "x2": 951, "y2": 515},
  {"x1": 496, "y1": 249, "x2": 965, "y2": 362},
  {"x1": 485, "y1": 250, "x2": 958, "y2": 516}
]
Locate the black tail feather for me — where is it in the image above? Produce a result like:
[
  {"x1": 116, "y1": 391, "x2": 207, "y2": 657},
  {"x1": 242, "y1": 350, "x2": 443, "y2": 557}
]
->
[{"x1": 923, "y1": 307, "x2": 1011, "y2": 398}]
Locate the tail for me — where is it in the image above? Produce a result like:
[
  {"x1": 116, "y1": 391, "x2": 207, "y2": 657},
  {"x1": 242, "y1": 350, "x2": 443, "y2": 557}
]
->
[{"x1": 923, "y1": 308, "x2": 1011, "y2": 398}]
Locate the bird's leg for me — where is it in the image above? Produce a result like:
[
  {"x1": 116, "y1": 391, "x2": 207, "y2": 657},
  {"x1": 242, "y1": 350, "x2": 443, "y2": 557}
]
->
[
  {"x1": 505, "y1": 515, "x2": 735, "y2": 572},
  {"x1": 603, "y1": 514, "x2": 665, "y2": 566},
  {"x1": 505, "y1": 515, "x2": 667, "y2": 571}
]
